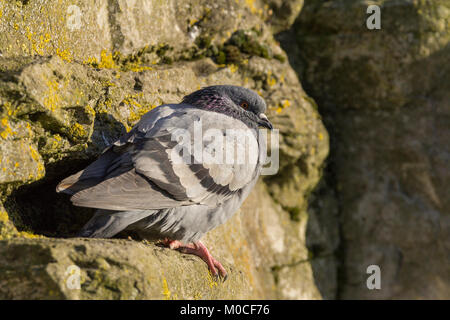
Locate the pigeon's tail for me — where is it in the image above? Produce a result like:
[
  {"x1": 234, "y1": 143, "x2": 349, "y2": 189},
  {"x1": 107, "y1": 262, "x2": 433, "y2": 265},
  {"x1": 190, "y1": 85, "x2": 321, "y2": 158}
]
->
[
  {"x1": 57, "y1": 149, "x2": 117, "y2": 195},
  {"x1": 76, "y1": 209, "x2": 156, "y2": 238}
]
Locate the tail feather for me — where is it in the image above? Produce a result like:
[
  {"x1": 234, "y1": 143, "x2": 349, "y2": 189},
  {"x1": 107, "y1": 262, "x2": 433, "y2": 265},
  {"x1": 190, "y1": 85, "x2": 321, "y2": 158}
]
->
[
  {"x1": 76, "y1": 209, "x2": 156, "y2": 238},
  {"x1": 57, "y1": 149, "x2": 116, "y2": 195}
]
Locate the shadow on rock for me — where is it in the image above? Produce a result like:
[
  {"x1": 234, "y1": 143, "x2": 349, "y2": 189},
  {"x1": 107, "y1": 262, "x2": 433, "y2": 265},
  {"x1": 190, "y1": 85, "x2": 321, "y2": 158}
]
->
[{"x1": 3, "y1": 114, "x2": 128, "y2": 238}]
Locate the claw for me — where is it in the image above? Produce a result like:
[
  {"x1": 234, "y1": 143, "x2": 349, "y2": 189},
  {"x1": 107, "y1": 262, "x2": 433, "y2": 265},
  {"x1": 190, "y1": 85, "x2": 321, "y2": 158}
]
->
[
  {"x1": 221, "y1": 273, "x2": 228, "y2": 282},
  {"x1": 161, "y1": 239, "x2": 228, "y2": 281},
  {"x1": 209, "y1": 269, "x2": 227, "y2": 283}
]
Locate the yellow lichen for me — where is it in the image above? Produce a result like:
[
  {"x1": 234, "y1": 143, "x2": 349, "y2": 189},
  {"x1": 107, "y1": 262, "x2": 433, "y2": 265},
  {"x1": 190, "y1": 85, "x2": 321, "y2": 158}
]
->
[
  {"x1": 98, "y1": 50, "x2": 117, "y2": 69},
  {"x1": 84, "y1": 50, "x2": 152, "y2": 72},
  {"x1": 97, "y1": 98, "x2": 114, "y2": 113},
  {"x1": 83, "y1": 56, "x2": 99, "y2": 65},
  {"x1": 83, "y1": 50, "x2": 118, "y2": 69},
  {"x1": 207, "y1": 271, "x2": 219, "y2": 289},
  {"x1": 128, "y1": 102, "x2": 157, "y2": 124},
  {"x1": 245, "y1": 0, "x2": 258, "y2": 14},
  {"x1": 104, "y1": 80, "x2": 116, "y2": 87},
  {"x1": 0, "y1": 210, "x2": 9, "y2": 223},
  {"x1": 56, "y1": 48, "x2": 72, "y2": 62},
  {"x1": 17, "y1": 231, "x2": 43, "y2": 239},
  {"x1": 43, "y1": 79, "x2": 61, "y2": 111},
  {"x1": 29, "y1": 144, "x2": 45, "y2": 178},
  {"x1": 266, "y1": 76, "x2": 276, "y2": 87},
  {"x1": 3, "y1": 101, "x2": 14, "y2": 116},
  {"x1": 228, "y1": 64, "x2": 238, "y2": 73},
  {"x1": 44, "y1": 33, "x2": 51, "y2": 43},
  {"x1": 0, "y1": 117, "x2": 14, "y2": 139},
  {"x1": 276, "y1": 99, "x2": 291, "y2": 113},
  {"x1": 162, "y1": 277, "x2": 171, "y2": 300},
  {"x1": 49, "y1": 134, "x2": 63, "y2": 149},
  {"x1": 126, "y1": 64, "x2": 152, "y2": 72},
  {"x1": 193, "y1": 292, "x2": 202, "y2": 300},
  {"x1": 282, "y1": 99, "x2": 291, "y2": 108},
  {"x1": 85, "y1": 104, "x2": 96, "y2": 118},
  {"x1": 69, "y1": 123, "x2": 87, "y2": 138}
]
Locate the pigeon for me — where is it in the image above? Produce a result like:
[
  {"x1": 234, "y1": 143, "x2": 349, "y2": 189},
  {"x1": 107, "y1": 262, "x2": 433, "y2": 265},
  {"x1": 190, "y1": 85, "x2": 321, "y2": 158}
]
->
[{"x1": 57, "y1": 85, "x2": 273, "y2": 280}]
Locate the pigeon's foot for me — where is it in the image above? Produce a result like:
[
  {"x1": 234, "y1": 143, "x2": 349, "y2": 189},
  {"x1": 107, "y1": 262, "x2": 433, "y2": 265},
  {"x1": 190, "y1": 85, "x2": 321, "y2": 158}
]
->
[{"x1": 162, "y1": 239, "x2": 227, "y2": 281}]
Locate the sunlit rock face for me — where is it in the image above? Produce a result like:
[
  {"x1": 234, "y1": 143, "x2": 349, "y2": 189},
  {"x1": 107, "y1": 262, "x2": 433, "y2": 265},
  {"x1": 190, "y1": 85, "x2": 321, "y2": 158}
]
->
[
  {"x1": 0, "y1": 0, "x2": 328, "y2": 299},
  {"x1": 3, "y1": 0, "x2": 446, "y2": 300}
]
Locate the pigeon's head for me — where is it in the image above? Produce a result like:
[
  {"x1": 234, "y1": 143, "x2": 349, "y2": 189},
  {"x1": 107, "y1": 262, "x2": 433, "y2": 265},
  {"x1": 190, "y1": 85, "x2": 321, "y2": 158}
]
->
[{"x1": 182, "y1": 85, "x2": 273, "y2": 130}]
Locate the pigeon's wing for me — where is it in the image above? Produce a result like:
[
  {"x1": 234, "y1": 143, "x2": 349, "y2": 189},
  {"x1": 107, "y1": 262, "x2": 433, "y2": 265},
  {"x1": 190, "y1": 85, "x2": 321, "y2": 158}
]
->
[
  {"x1": 66, "y1": 105, "x2": 262, "y2": 211},
  {"x1": 56, "y1": 104, "x2": 180, "y2": 196}
]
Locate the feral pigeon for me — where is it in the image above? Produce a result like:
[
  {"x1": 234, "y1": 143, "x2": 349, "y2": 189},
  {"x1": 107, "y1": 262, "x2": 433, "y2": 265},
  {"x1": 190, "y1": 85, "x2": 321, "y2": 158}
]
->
[{"x1": 57, "y1": 85, "x2": 273, "y2": 279}]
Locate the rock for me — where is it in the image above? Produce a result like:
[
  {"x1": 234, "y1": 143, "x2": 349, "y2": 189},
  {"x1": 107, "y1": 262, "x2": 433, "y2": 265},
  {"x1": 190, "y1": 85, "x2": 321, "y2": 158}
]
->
[
  {"x1": 262, "y1": 0, "x2": 304, "y2": 33},
  {"x1": 281, "y1": 0, "x2": 450, "y2": 299},
  {"x1": 0, "y1": 140, "x2": 45, "y2": 185},
  {"x1": 0, "y1": 237, "x2": 251, "y2": 299},
  {"x1": 0, "y1": 0, "x2": 268, "y2": 61},
  {"x1": 0, "y1": 0, "x2": 112, "y2": 61},
  {"x1": 0, "y1": 0, "x2": 328, "y2": 299}
]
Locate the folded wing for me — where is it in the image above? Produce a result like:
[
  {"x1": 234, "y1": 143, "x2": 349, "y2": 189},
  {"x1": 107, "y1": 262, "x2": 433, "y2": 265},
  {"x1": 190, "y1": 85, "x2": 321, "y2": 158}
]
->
[{"x1": 57, "y1": 104, "x2": 262, "y2": 211}]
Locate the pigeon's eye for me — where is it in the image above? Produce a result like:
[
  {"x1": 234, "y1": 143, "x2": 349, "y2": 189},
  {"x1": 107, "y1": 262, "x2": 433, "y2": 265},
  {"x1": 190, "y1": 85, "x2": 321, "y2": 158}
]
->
[{"x1": 240, "y1": 101, "x2": 249, "y2": 109}]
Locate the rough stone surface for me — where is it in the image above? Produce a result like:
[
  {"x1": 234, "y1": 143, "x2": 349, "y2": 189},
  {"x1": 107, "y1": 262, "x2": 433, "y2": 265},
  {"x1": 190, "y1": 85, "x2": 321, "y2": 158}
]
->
[
  {"x1": 0, "y1": 0, "x2": 276, "y2": 61},
  {"x1": 0, "y1": 0, "x2": 112, "y2": 61},
  {"x1": 4, "y1": 0, "x2": 446, "y2": 300},
  {"x1": 262, "y1": 0, "x2": 304, "y2": 33},
  {"x1": 0, "y1": 237, "x2": 251, "y2": 300},
  {"x1": 279, "y1": 0, "x2": 450, "y2": 299},
  {"x1": 0, "y1": 0, "x2": 328, "y2": 299}
]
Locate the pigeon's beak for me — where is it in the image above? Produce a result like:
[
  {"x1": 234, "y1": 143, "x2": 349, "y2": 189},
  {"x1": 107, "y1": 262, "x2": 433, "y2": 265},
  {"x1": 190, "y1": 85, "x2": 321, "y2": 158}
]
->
[{"x1": 258, "y1": 113, "x2": 273, "y2": 130}]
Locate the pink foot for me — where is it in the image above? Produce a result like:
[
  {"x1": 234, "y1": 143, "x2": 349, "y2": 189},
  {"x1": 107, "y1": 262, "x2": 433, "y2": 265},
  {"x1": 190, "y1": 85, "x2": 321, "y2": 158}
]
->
[{"x1": 161, "y1": 239, "x2": 227, "y2": 281}]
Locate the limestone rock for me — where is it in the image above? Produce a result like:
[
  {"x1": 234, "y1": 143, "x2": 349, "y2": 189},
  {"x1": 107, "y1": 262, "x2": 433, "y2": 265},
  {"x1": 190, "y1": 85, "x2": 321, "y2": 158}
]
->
[
  {"x1": 281, "y1": 0, "x2": 450, "y2": 299},
  {"x1": 0, "y1": 0, "x2": 328, "y2": 299},
  {"x1": 0, "y1": 238, "x2": 251, "y2": 299}
]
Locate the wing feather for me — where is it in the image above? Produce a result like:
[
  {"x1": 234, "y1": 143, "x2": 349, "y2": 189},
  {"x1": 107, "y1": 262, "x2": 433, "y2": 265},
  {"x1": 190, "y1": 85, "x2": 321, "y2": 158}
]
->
[{"x1": 59, "y1": 104, "x2": 263, "y2": 211}]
